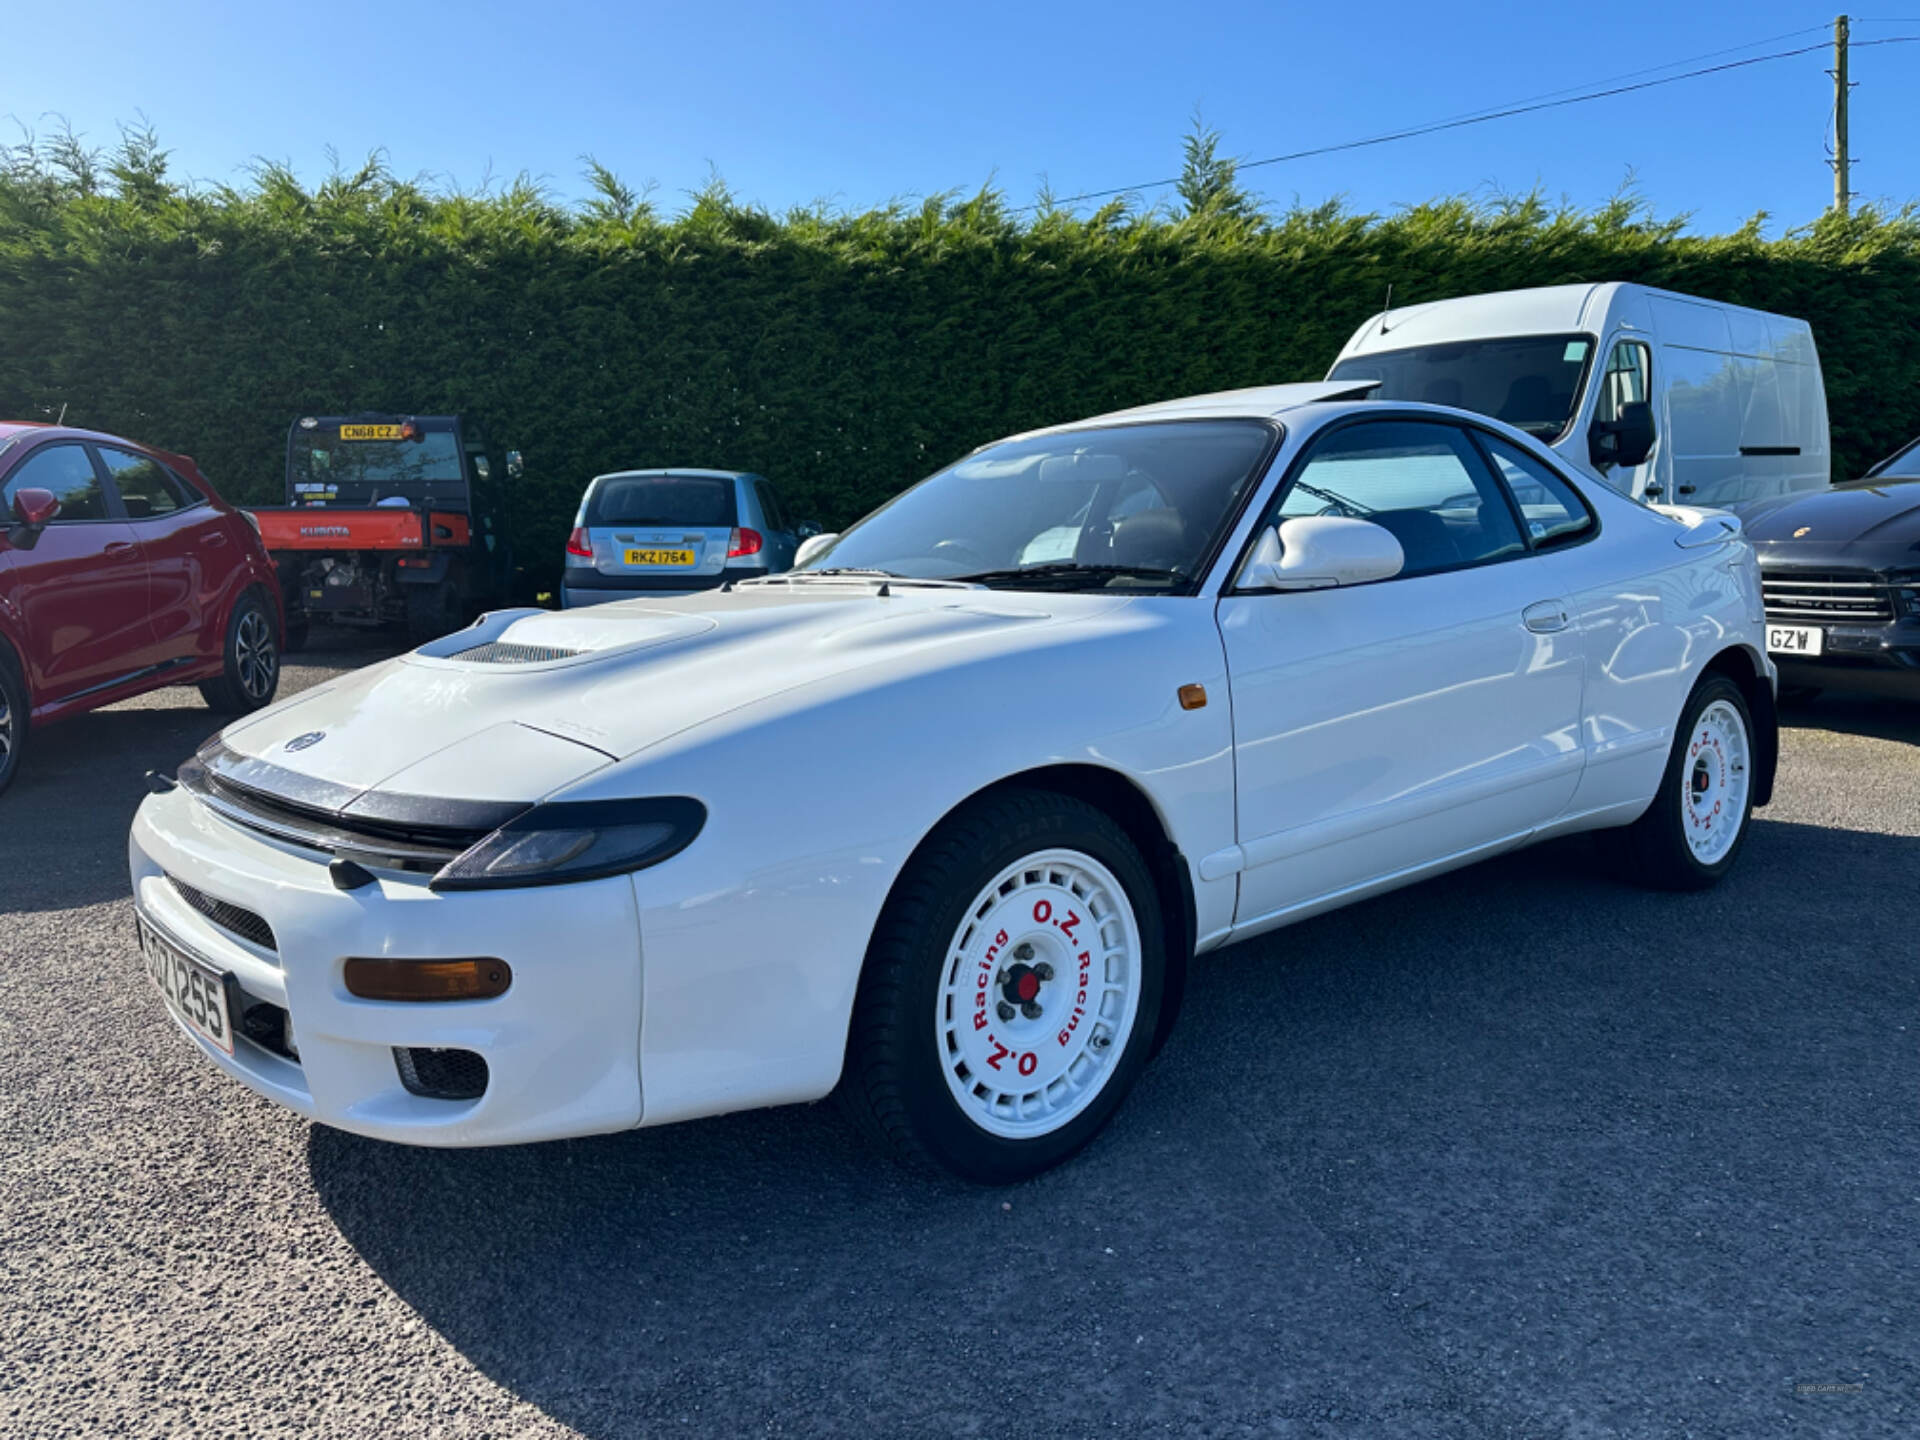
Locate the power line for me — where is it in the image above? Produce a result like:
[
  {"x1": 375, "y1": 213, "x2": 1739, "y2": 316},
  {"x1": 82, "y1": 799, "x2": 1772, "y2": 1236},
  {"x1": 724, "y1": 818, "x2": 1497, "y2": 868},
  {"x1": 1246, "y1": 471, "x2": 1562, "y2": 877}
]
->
[
  {"x1": 1415, "y1": 23, "x2": 1831, "y2": 129},
  {"x1": 1031, "y1": 34, "x2": 1920, "y2": 213}
]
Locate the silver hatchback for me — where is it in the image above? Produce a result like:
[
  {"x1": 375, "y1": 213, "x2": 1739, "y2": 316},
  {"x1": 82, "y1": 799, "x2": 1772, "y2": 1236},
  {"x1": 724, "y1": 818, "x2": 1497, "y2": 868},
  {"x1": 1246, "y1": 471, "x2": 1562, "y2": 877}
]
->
[{"x1": 561, "y1": 469, "x2": 808, "y2": 607}]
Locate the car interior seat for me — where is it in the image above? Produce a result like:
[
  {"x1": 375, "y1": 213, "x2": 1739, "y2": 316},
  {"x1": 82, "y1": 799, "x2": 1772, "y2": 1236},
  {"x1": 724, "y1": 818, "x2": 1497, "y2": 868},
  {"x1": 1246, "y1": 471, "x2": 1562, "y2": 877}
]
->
[{"x1": 1367, "y1": 509, "x2": 1461, "y2": 576}]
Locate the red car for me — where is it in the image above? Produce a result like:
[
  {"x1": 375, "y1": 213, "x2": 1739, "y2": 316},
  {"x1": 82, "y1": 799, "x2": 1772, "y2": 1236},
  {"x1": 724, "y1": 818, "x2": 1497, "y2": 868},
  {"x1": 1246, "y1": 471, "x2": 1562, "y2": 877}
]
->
[{"x1": 0, "y1": 423, "x2": 284, "y2": 796}]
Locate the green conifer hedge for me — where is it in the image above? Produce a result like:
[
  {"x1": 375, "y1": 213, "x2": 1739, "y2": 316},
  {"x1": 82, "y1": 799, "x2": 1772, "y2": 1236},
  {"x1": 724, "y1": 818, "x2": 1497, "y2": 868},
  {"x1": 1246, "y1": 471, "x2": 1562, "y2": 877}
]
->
[{"x1": 3, "y1": 129, "x2": 1916, "y2": 592}]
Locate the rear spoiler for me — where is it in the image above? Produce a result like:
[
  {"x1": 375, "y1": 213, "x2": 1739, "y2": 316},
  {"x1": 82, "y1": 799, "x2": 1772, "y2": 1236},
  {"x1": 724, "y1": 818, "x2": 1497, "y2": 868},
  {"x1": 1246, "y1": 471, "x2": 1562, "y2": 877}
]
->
[{"x1": 1648, "y1": 504, "x2": 1744, "y2": 548}]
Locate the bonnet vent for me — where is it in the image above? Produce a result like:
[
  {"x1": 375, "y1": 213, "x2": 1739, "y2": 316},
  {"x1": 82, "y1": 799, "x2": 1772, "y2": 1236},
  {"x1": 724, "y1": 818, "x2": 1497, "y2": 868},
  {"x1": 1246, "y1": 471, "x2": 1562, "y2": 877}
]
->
[{"x1": 450, "y1": 640, "x2": 583, "y2": 665}]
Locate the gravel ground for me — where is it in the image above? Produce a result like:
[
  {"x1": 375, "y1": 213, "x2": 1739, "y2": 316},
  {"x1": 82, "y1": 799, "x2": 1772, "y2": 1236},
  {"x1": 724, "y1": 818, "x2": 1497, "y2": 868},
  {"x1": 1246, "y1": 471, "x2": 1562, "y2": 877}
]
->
[{"x1": 2, "y1": 637, "x2": 1916, "y2": 1439}]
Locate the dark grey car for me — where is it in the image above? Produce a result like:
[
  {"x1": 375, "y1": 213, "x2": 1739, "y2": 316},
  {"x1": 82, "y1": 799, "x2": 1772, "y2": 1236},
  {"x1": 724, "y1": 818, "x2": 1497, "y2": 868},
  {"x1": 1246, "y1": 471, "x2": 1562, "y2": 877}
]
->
[{"x1": 561, "y1": 469, "x2": 805, "y2": 607}]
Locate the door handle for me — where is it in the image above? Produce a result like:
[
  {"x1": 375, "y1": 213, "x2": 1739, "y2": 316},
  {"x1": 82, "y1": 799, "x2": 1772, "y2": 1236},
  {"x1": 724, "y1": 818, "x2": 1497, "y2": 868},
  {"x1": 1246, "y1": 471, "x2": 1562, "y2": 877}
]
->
[
  {"x1": 201, "y1": 532, "x2": 228, "y2": 546},
  {"x1": 104, "y1": 541, "x2": 136, "y2": 555},
  {"x1": 1523, "y1": 601, "x2": 1571, "y2": 634}
]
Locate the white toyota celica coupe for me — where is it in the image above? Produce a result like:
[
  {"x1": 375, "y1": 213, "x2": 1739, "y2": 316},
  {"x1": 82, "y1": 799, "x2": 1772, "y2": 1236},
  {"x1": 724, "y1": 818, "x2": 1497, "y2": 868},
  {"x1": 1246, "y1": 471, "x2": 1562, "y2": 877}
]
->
[{"x1": 131, "y1": 382, "x2": 1777, "y2": 1181}]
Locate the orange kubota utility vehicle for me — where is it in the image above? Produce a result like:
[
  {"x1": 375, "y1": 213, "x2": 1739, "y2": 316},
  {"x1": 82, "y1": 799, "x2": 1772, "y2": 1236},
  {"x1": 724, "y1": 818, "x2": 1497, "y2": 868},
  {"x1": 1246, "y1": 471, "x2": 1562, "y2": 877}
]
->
[{"x1": 247, "y1": 414, "x2": 521, "y2": 647}]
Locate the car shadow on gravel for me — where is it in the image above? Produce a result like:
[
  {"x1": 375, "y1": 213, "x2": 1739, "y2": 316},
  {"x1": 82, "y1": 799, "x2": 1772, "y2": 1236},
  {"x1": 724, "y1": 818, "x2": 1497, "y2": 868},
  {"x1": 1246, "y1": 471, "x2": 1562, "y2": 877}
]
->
[
  {"x1": 1779, "y1": 691, "x2": 1920, "y2": 746},
  {"x1": 309, "y1": 818, "x2": 1920, "y2": 1439}
]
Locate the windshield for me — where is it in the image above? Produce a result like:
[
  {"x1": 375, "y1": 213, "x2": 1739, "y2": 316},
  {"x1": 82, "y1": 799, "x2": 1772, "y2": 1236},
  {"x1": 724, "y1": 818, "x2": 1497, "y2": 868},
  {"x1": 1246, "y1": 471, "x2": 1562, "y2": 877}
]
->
[
  {"x1": 797, "y1": 420, "x2": 1275, "y2": 590},
  {"x1": 586, "y1": 475, "x2": 737, "y2": 528},
  {"x1": 1328, "y1": 334, "x2": 1595, "y2": 440},
  {"x1": 1870, "y1": 438, "x2": 1920, "y2": 480},
  {"x1": 289, "y1": 424, "x2": 464, "y2": 506}
]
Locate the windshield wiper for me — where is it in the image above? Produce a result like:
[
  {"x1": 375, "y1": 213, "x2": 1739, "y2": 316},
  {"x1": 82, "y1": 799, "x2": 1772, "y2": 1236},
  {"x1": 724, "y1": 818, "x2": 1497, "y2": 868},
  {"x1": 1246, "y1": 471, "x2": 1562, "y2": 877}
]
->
[
  {"x1": 950, "y1": 563, "x2": 1190, "y2": 590},
  {"x1": 1291, "y1": 481, "x2": 1372, "y2": 516}
]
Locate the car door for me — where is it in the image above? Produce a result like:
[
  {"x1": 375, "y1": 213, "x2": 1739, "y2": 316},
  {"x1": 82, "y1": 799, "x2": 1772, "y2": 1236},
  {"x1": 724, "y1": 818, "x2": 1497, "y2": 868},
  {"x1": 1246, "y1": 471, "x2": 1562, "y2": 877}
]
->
[
  {"x1": 0, "y1": 440, "x2": 157, "y2": 701},
  {"x1": 753, "y1": 478, "x2": 798, "y2": 571},
  {"x1": 1216, "y1": 417, "x2": 1587, "y2": 928},
  {"x1": 97, "y1": 444, "x2": 230, "y2": 666}
]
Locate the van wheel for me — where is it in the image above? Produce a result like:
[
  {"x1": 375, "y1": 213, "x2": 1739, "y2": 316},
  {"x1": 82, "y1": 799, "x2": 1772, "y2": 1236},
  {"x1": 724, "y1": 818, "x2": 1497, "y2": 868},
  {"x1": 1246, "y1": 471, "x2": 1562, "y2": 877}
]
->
[
  {"x1": 842, "y1": 788, "x2": 1166, "y2": 1183},
  {"x1": 405, "y1": 582, "x2": 464, "y2": 644},
  {"x1": 199, "y1": 592, "x2": 280, "y2": 714},
  {"x1": 0, "y1": 649, "x2": 29, "y2": 798},
  {"x1": 1608, "y1": 675, "x2": 1755, "y2": 891}
]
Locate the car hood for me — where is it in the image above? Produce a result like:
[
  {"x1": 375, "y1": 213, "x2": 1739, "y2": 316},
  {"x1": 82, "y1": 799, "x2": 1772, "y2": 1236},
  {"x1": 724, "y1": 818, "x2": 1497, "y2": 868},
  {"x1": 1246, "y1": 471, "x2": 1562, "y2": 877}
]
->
[
  {"x1": 1742, "y1": 477, "x2": 1920, "y2": 563},
  {"x1": 217, "y1": 585, "x2": 1116, "y2": 803}
]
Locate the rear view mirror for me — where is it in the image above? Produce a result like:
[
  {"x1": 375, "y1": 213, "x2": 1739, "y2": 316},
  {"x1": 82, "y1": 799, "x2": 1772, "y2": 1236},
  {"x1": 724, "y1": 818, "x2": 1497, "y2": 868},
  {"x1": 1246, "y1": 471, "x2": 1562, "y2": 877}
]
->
[
  {"x1": 1236, "y1": 516, "x2": 1404, "y2": 591},
  {"x1": 1589, "y1": 401, "x2": 1655, "y2": 470},
  {"x1": 505, "y1": 450, "x2": 525, "y2": 480},
  {"x1": 1037, "y1": 453, "x2": 1127, "y2": 484},
  {"x1": 794, "y1": 532, "x2": 839, "y2": 568},
  {"x1": 6, "y1": 486, "x2": 60, "y2": 549}
]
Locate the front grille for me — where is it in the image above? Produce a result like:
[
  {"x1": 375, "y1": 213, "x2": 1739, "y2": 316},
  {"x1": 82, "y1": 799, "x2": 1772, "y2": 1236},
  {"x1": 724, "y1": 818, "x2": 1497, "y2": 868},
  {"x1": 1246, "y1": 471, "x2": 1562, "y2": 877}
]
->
[
  {"x1": 394, "y1": 1047, "x2": 489, "y2": 1101},
  {"x1": 177, "y1": 745, "x2": 514, "y2": 874},
  {"x1": 168, "y1": 875, "x2": 277, "y2": 953},
  {"x1": 450, "y1": 640, "x2": 581, "y2": 665},
  {"x1": 1762, "y1": 572, "x2": 1895, "y2": 623}
]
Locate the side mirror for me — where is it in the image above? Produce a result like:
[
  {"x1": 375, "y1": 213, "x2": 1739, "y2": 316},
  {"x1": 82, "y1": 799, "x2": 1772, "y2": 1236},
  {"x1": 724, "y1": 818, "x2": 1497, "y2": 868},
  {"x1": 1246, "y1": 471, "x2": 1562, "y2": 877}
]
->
[
  {"x1": 1589, "y1": 401, "x2": 1655, "y2": 470},
  {"x1": 505, "y1": 450, "x2": 525, "y2": 480},
  {"x1": 794, "y1": 532, "x2": 839, "y2": 569},
  {"x1": 6, "y1": 487, "x2": 60, "y2": 549},
  {"x1": 796, "y1": 521, "x2": 823, "y2": 540},
  {"x1": 1235, "y1": 516, "x2": 1404, "y2": 592}
]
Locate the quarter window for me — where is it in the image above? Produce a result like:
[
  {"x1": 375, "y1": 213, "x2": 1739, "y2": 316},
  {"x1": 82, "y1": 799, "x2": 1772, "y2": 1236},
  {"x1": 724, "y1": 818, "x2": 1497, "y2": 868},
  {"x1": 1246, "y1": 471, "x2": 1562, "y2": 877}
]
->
[
  {"x1": 2, "y1": 444, "x2": 108, "y2": 521},
  {"x1": 1273, "y1": 420, "x2": 1526, "y2": 579},
  {"x1": 1474, "y1": 434, "x2": 1595, "y2": 548},
  {"x1": 99, "y1": 446, "x2": 199, "y2": 518}
]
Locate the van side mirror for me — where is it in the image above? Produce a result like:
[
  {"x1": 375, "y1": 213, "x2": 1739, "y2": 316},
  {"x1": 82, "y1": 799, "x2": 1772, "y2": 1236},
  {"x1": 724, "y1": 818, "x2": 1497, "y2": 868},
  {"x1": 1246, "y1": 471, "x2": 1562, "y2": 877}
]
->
[
  {"x1": 6, "y1": 487, "x2": 60, "y2": 549},
  {"x1": 794, "y1": 532, "x2": 838, "y2": 568},
  {"x1": 505, "y1": 450, "x2": 525, "y2": 480},
  {"x1": 1235, "y1": 516, "x2": 1404, "y2": 591},
  {"x1": 1589, "y1": 401, "x2": 1655, "y2": 470},
  {"x1": 796, "y1": 521, "x2": 822, "y2": 540}
]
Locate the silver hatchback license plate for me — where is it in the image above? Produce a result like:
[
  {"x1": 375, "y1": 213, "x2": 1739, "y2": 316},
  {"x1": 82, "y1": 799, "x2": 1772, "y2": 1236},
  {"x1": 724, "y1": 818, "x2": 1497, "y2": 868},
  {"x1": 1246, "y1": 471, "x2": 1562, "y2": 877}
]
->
[{"x1": 139, "y1": 917, "x2": 235, "y2": 1056}]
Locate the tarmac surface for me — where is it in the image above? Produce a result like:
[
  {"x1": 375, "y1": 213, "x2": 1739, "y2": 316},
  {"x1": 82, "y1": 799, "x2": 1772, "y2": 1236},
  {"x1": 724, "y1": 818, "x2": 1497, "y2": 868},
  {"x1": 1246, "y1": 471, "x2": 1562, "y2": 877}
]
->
[{"x1": 2, "y1": 633, "x2": 1916, "y2": 1438}]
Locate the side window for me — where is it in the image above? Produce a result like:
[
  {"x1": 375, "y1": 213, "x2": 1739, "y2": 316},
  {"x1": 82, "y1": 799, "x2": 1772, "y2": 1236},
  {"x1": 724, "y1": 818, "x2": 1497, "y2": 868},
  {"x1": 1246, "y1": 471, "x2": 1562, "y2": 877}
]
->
[
  {"x1": 1273, "y1": 420, "x2": 1526, "y2": 579},
  {"x1": 755, "y1": 480, "x2": 787, "y2": 531},
  {"x1": 1, "y1": 444, "x2": 108, "y2": 522},
  {"x1": 1595, "y1": 341, "x2": 1651, "y2": 426},
  {"x1": 98, "y1": 446, "x2": 198, "y2": 518},
  {"x1": 1474, "y1": 434, "x2": 1595, "y2": 549}
]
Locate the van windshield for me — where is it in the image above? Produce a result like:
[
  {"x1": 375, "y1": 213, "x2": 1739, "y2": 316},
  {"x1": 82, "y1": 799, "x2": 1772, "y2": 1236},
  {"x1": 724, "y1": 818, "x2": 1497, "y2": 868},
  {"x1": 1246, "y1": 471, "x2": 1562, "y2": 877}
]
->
[{"x1": 1328, "y1": 334, "x2": 1595, "y2": 440}]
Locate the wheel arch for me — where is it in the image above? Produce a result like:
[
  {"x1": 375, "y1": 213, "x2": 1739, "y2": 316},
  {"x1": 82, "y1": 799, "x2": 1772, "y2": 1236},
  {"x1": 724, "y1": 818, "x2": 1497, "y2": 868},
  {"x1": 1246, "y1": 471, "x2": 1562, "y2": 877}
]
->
[
  {"x1": 1701, "y1": 643, "x2": 1777, "y2": 807},
  {"x1": 879, "y1": 762, "x2": 1195, "y2": 1057}
]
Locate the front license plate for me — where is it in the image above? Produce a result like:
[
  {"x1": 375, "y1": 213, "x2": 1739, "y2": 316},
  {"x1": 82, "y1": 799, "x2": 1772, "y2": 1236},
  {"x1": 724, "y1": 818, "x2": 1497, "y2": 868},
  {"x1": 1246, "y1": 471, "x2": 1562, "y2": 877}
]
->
[
  {"x1": 338, "y1": 423, "x2": 405, "y2": 441},
  {"x1": 624, "y1": 548, "x2": 696, "y2": 567},
  {"x1": 139, "y1": 918, "x2": 235, "y2": 1056},
  {"x1": 1766, "y1": 624, "x2": 1824, "y2": 656}
]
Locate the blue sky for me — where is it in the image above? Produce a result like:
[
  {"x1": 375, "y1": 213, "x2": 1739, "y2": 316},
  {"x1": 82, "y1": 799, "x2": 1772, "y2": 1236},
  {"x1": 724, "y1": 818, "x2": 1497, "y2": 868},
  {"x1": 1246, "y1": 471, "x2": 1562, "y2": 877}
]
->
[{"x1": 6, "y1": 1, "x2": 1916, "y2": 232}]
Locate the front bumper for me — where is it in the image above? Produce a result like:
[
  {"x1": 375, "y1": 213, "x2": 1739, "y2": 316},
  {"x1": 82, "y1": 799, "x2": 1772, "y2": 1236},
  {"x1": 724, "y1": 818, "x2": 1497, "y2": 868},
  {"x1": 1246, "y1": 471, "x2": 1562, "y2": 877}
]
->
[
  {"x1": 1771, "y1": 617, "x2": 1920, "y2": 697},
  {"x1": 560, "y1": 566, "x2": 767, "y2": 607},
  {"x1": 128, "y1": 786, "x2": 645, "y2": 1146}
]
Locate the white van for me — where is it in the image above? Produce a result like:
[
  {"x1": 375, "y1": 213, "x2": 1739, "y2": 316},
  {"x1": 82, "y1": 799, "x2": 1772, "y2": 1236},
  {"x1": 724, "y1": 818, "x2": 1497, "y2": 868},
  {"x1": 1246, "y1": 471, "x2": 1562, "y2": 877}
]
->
[{"x1": 1327, "y1": 283, "x2": 1830, "y2": 507}]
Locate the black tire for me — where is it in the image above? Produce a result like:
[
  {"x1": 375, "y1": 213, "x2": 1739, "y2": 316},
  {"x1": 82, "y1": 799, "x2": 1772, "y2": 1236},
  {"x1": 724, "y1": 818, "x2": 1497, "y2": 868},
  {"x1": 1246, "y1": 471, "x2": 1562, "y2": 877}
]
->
[
  {"x1": 842, "y1": 788, "x2": 1167, "y2": 1183},
  {"x1": 405, "y1": 581, "x2": 463, "y2": 645},
  {"x1": 0, "y1": 647, "x2": 28, "y2": 799},
  {"x1": 1608, "y1": 674, "x2": 1756, "y2": 891},
  {"x1": 198, "y1": 590, "x2": 280, "y2": 715}
]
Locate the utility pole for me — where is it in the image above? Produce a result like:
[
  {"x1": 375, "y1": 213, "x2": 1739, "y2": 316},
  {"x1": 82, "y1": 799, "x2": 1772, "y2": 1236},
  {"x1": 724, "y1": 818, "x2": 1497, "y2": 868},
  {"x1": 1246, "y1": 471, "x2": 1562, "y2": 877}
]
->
[{"x1": 1833, "y1": 13, "x2": 1851, "y2": 214}]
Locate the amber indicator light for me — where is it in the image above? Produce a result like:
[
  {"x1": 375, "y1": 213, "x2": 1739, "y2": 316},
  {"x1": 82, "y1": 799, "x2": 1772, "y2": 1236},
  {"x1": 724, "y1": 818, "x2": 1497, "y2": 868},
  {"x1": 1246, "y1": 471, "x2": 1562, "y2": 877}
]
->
[
  {"x1": 343, "y1": 957, "x2": 512, "y2": 1002},
  {"x1": 1178, "y1": 684, "x2": 1208, "y2": 710}
]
